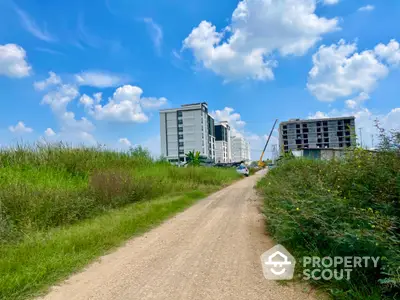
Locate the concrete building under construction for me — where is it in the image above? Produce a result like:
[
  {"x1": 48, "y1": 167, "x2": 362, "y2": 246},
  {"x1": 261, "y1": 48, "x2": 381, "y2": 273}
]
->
[{"x1": 279, "y1": 117, "x2": 356, "y2": 153}]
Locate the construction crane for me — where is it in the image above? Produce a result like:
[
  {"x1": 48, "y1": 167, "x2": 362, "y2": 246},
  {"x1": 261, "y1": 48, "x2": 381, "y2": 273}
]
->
[{"x1": 258, "y1": 119, "x2": 278, "y2": 168}]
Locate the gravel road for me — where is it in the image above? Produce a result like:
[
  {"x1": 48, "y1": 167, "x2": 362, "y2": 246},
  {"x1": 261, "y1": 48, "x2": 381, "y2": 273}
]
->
[{"x1": 40, "y1": 171, "x2": 316, "y2": 300}]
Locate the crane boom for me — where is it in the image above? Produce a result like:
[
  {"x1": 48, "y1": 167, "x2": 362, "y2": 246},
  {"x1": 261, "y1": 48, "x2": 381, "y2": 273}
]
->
[{"x1": 258, "y1": 119, "x2": 278, "y2": 167}]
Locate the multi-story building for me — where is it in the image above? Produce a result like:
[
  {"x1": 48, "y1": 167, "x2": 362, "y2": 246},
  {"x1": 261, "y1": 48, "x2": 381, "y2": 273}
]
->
[
  {"x1": 214, "y1": 121, "x2": 232, "y2": 163},
  {"x1": 279, "y1": 117, "x2": 356, "y2": 153},
  {"x1": 160, "y1": 102, "x2": 216, "y2": 163},
  {"x1": 231, "y1": 136, "x2": 251, "y2": 162}
]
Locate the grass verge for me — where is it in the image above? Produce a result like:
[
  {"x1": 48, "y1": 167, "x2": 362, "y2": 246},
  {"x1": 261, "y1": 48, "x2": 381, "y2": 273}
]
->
[{"x1": 0, "y1": 190, "x2": 210, "y2": 300}]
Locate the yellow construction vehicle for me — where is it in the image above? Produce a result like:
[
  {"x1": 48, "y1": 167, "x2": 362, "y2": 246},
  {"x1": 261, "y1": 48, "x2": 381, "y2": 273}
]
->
[{"x1": 258, "y1": 119, "x2": 278, "y2": 168}]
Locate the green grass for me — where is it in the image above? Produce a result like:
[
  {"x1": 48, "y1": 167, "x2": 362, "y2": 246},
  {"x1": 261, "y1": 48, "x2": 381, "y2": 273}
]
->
[
  {"x1": 257, "y1": 148, "x2": 400, "y2": 300},
  {"x1": 0, "y1": 191, "x2": 209, "y2": 300},
  {"x1": 0, "y1": 144, "x2": 240, "y2": 299}
]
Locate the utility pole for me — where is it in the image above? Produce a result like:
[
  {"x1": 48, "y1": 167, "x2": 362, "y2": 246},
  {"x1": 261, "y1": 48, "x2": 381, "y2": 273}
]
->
[{"x1": 359, "y1": 127, "x2": 363, "y2": 148}]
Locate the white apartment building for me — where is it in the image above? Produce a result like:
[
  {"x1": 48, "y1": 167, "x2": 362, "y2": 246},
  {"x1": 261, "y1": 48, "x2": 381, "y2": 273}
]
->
[
  {"x1": 160, "y1": 103, "x2": 216, "y2": 163},
  {"x1": 215, "y1": 121, "x2": 232, "y2": 163},
  {"x1": 231, "y1": 136, "x2": 251, "y2": 162}
]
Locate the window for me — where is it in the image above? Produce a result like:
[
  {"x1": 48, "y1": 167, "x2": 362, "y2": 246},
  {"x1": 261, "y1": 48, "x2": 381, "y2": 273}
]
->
[
  {"x1": 179, "y1": 150, "x2": 184, "y2": 154},
  {"x1": 177, "y1": 111, "x2": 182, "y2": 117},
  {"x1": 178, "y1": 127, "x2": 183, "y2": 132},
  {"x1": 178, "y1": 134, "x2": 183, "y2": 139},
  {"x1": 179, "y1": 142, "x2": 184, "y2": 147},
  {"x1": 178, "y1": 119, "x2": 183, "y2": 125}
]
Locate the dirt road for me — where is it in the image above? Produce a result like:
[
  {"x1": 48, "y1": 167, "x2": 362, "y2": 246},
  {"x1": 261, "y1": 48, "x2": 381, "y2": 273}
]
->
[{"x1": 40, "y1": 171, "x2": 316, "y2": 300}]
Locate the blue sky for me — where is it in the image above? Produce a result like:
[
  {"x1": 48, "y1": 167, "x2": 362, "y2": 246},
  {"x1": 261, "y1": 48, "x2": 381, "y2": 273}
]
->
[{"x1": 0, "y1": 0, "x2": 399, "y2": 159}]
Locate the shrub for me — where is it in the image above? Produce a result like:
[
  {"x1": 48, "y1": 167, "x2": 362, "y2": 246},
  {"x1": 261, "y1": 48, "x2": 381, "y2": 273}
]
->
[{"x1": 257, "y1": 147, "x2": 400, "y2": 299}]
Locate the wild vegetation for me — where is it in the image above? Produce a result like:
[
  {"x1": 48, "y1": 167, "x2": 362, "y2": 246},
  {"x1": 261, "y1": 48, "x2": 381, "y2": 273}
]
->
[
  {"x1": 257, "y1": 127, "x2": 400, "y2": 299},
  {"x1": 0, "y1": 144, "x2": 239, "y2": 299}
]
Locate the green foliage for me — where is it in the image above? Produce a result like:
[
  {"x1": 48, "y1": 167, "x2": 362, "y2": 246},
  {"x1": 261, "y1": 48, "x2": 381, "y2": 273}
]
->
[
  {"x1": 0, "y1": 144, "x2": 240, "y2": 299},
  {"x1": 185, "y1": 150, "x2": 201, "y2": 166},
  {"x1": 257, "y1": 147, "x2": 400, "y2": 299},
  {"x1": 0, "y1": 144, "x2": 239, "y2": 243}
]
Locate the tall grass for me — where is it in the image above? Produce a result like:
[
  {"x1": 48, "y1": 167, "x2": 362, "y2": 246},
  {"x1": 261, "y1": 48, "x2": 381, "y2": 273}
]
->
[
  {"x1": 0, "y1": 144, "x2": 239, "y2": 243},
  {"x1": 257, "y1": 148, "x2": 400, "y2": 299},
  {"x1": 0, "y1": 144, "x2": 239, "y2": 299}
]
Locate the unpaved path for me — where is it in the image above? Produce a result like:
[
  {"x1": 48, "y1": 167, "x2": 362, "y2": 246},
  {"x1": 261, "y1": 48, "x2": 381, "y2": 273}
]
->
[{"x1": 40, "y1": 171, "x2": 316, "y2": 300}]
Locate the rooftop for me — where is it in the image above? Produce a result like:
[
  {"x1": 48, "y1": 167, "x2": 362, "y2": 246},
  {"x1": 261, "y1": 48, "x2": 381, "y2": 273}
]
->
[{"x1": 280, "y1": 116, "x2": 355, "y2": 125}]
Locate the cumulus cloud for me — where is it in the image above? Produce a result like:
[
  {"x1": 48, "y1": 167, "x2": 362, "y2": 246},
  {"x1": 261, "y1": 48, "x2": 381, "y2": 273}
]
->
[
  {"x1": 307, "y1": 40, "x2": 389, "y2": 101},
  {"x1": 345, "y1": 92, "x2": 370, "y2": 109},
  {"x1": 44, "y1": 128, "x2": 56, "y2": 137},
  {"x1": 374, "y1": 39, "x2": 400, "y2": 66},
  {"x1": 358, "y1": 5, "x2": 375, "y2": 12},
  {"x1": 0, "y1": 44, "x2": 32, "y2": 78},
  {"x1": 89, "y1": 85, "x2": 166, "y2": 123},
  {"x1": 34, "y1": 72, "x2": 61, "y2": 91},
  {"x1": 210, "y1": 107, "x2": 246, "y2": 137},
  {"x1": 9, "y1": 121, "x2": 33, "y2": 133},
  {"x1": 118, "y1": 138, "x2": 132, "y2": 147},
  {"x1": 75, "y1": 71, "x2": 125, "y2": 88},
  {"x1": 38, "y1": 72, "x2": 96, "y2": 144},
  {"x1": 183, "y1": 0, "x2": 338, "y2": 81}
]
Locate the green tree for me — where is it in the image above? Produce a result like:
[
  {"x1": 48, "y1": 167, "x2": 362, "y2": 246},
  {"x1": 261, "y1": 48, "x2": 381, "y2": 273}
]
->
[{"x1": 186, "y1": 151, "x2": 201, "y2": 166}]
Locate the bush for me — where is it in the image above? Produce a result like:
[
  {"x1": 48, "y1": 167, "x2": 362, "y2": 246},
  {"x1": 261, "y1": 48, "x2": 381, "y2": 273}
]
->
[{"x1": 257, "y1": 148, "x2": 400, "y2": 299}]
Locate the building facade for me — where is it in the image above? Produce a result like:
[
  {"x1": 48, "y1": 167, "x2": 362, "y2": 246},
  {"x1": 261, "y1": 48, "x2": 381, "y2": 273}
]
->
[
  {"x1": 160, "y1": 102, "x2": 216, "y2": 163},
  {"x1": 279, "y1": 117, "x2": 356, "y2": 153},
  {"x1": 231, "y1": 136, "x2": 251, "y2": 162},
  {"x1": 214, "y1": 121, "x2": 232, "y2": 163}
]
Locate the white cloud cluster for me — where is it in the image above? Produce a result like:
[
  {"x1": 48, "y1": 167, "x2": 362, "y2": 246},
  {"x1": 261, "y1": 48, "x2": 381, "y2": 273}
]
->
[
  {"x1": 82, "y1": 85, "x2": 167, "y2": 123},
  {"x1": 211, "y1": 107, "x2": 246, "y2": 137},
  {"x1": 75, "y1": 71, "x2": 125, "y2": 88},
  {"x1": 183, "y1": 0, "x2": 338, "y2": 81},
  {"x1": 0, "y1": 44, "x2": 32, "y2": 78},
  {"x1": 37, "y1": 72, "x2": 96, "y2": 144},
  {"x1": 374, "y1": 39, "x2": 400, "y2": 66},
  {"x1": 323, "y1": 0, "x2": 339, "y2": 5},
  {"x1": 9, "y1": 121, "x2": 33, "y2": 134},
  {"x1": 345, "y1": 92, "x2": 370, "y2": 110},
  {"x1": 307, "y1": 39, "x2": 400, "y2": 101},
  {"x1": 34, "y1": 71, "x2": 61, "y2": 91}
]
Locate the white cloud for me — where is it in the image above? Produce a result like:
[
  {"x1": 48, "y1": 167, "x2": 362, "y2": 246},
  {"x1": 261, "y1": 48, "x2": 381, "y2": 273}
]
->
[
  {"x1": 90, "y1": 85, "x2": 164, "y2": 123},
  {"x1": 374, "y1": 39, "x2": 400, "y2": 66},
  {"x1": 14, "y1": 6, "x2": 56, "y2": 42},
  {"x1": 307, "y1": 40, "x2": 389, "y2": 101},
  {"x1": 9, "y1": 121, "x2": 33, "y2": 133},
  {"x1": 143, "y1": 18, "x2": 163, "y2": 55},
  {"x1": 44, "y1": 128, "x2": 56, "y2": 137},
  {"x1": 75, "y1": 71, "x2": 125, "y2": 88},
  {"x1": 141, "y1": 97, "x2": 167, "y2": 109},
  {"x1": 183, "y1": 0, "x2": 338, "y2": 81},
  {"x1": 358, "y1": 5, "x2": 375, "y2": 12},
  {"x1": 39, "y1": 72, "x2": 97, "y2": 144},
  {"x1": 42, "y1": 84, "x2": 79, "y2": 113},
  {"x1": 0, "y1": 44, "x2": 32, "y2": 78},
  {"x1": 34, "y1": 72, "x2": 61, "y2": 91},
  {"x1": 323, "y1": 0, "x2": 339, "y2": 5},
  {"x1": 211, "y1": 107, "x2": 246, "y2": 137},
  {"x1": 345, "y1": 92, "x2": 370, "y2": 109},
  {"x1": 118, "y1": 138, "x2": 132, "y2": 147},
  {"x1": 308, "y1": 111, "x2": 330, "y2": 119}
]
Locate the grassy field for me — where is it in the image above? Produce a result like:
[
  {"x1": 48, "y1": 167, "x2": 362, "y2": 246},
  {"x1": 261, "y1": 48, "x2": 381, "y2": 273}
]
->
[
  {"x1": 257, "y1": 148, "x2": 399, "y2": 299},
  {"x1": 0, "y1": 144, "x2": 240, "y2": 300}
]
